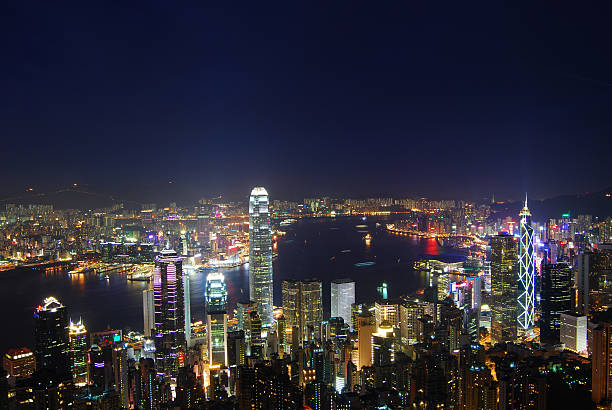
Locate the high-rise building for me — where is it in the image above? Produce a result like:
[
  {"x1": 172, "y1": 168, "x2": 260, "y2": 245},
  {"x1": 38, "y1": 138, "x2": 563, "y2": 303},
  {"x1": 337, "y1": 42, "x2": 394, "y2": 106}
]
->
[
  {"x1": 518, "y1": 196, "x2": 536, "y2": 334},
  {"x1": 153, "y1": 249, "x2": 186, "y2": 378},
  {"x1": 592, "y1": 322, "x2": 612, "y2": 405},
  {"x1": 33, "y1": 296, "x2": 70, "y2": 381},
  {"x1": 236, "y1": 301, "x2": 258, "y2": 331},
  {"x1": 560, "y1": 313, "x2": 587, "y2": 355},
  {"x1": 540, "y1": 263, "x2": 572, "y2": 344},
  {"x1": 374, "y1": 300, "x2": 400, "y2": 329},
  {"x1": 356, "y1": 314, "x2": 375, "y2": 369},
  {"x1": 331, "y1": 279, "x2": 355, "y2": 329},
  {"x1": 399, "y1": 301, "x2": 426, "y2": 346},
  {"x1": 576, "y1": 250, "x2": 612, "y2": 317},
  {"x1": 113, "y1": 344, "x2": 130, "y2": 408},
  {"x1": 3, "y1": 348, "x2": 35, "y2": 379},
  {"x1": 184, "y1": 274, "x2": 192, "y2": 345},
  {"x1": 143, "y1": 289, "x2": 155, "y2": 338},
  {"x1": 206, "y1": 272, "x2": 228, "y2": 367},
  {"x1": 281, "y1": 279, "x2": 323, "y2": 343},
  {"x1": 489, "y1": 234, "x2": 518, "y2": 343},
  {"x1": 68, "y1": 319, "x2": 88, "y2": 386},
  {"x1": 249, "y1": 187, "x2": 274, "y2": 327}
]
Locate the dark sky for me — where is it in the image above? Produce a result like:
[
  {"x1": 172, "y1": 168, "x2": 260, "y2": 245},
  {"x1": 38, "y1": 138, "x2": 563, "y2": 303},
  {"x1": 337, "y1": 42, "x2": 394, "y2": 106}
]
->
[{"x1": 1, "y1": 2, "x2": 611, "y2": 202}]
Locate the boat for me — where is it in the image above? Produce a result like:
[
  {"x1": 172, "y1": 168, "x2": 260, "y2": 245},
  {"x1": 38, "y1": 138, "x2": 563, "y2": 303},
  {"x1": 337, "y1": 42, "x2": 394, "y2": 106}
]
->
[
  {"x1": 340, "y1": 249, "x2": 351, "y2": 253},
  {"x1": 364, "y1": 233, "x2": 372, "y2": 246},
  {"x1": 354, "y1": 261, "x2": 376, "y2": 267}
]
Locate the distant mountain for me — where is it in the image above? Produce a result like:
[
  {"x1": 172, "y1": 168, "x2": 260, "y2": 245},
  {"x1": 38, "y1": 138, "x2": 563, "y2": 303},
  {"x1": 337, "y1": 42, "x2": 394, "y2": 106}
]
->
[
  {"x1": 491, "y1": 187, "x2": 612, "y2": 221},
  {"x1": 0, "y1": 188, "x2": 135, "y2": 210}
]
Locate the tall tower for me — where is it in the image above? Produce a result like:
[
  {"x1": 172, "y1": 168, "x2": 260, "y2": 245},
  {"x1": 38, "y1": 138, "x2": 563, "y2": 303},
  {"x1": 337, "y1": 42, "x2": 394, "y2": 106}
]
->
[
  {"x1": 518, "y1": 195, "x2": 536, "y2": 334},
  {"x1": 281, "y1": 279, "x2": 323, "y2": 343},
  {"x1": 540, "y1": 263, "x2": 572, "y2": 345},
  {"x1": 153, "y1": 249, "x2": 186, "y2": 378},
  {"x1": 249, "y1": 187, "x2": 274, "y2": 327},
  {"x1": 489, "y1": 234, "x2": 518, "y2": 343},
  {"x1": 68, "y1": 319, "x2": 88, "y2": 386},
  {"x1": 206, "y1": 272, "x2": 228, "y2": 367},
  {"x1": 34, "y1": 296, "x2": 70, "y2": 381},
  {"x1": 331, "y1": 279, "x2": 356, "y2": 330}
]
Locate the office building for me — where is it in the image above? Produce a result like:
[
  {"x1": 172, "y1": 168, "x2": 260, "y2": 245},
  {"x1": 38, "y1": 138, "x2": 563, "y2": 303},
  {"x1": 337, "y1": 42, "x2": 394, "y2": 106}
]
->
[
  {"x1": 374, "y1": 300, "x2": 399, "y2": 329},
  {"x1": 489, "y1": 234, "x2": 518, "y2": 343},
  {"x1": 540, "y1": 262, "x2": 572, "y2": 344},
  {"x1": 206, "y1": 272, "x2": 228, "y2": 367},
  {"x1": 592, "y1": 322, "x2": 612, "y2": 405},
  {"x1": 3, "y1": 348, "x2": 35, "y2": 379},
  {"x1": 143, "y1": 289, "x2": 154, "y2": 337},
  {"x1": 153, "y1": 249, "x2": 186, "y2": 378},
  {"x1": 33, "y1": 296, "x2": 70, "y2": 381},
  {"x1": 560, "y1": 313, "x2": 587, "y2": 355},
  {"x1": 357, "y1": 314, "x2": 375, "y2": 369},
  {"x1": 184, "y1": 274, "x2": 192, "y2": 344},
  {"x1": 281, "y1": 279, "x2": 323, "y2": 343},
  {"x1": 237, "y1": 301, "x2": 258, "y2": 331},
  {"x1": 331, "y1": 279, "x2": 355, "y2": 329},
  {"x1": 68, "y1": 319, "x2": 88, "y2": 386},
  {"x1": 518, "y1": 196, "x2": 536, "y2": 334},
  {"x1": 399, "y1": 301, "x2": 426, "y2": 346},
  {"x1": 249, "y1": 187, "x2": 274, "y2": 327}
]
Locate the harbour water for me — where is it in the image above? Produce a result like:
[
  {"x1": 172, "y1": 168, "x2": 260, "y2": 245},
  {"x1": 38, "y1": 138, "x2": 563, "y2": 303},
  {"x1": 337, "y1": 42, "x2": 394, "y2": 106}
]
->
[{"x1": 0, "y1": 216, "x2": 457, "y2": 353}]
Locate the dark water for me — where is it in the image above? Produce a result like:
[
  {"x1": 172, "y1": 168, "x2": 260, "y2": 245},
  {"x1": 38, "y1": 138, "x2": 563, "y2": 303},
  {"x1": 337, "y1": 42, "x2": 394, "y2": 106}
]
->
[{"x1": 1, "y1": 216, "x2": 454, "y2": 353}]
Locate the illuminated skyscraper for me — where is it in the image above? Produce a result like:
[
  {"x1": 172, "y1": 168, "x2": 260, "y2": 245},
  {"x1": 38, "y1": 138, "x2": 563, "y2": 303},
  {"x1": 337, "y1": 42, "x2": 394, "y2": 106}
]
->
[
  {"x1": 490, "y1": 234, "x2": 518, "y2": 343},
  {"x1": 34, "y1": 296, "x2": 70, "y2": 381},
  {"x1": 282, "y1": 279, "x2": 323, "y2": 343},
  {"x1": 540, "y1": 262, "x2": 572, "y2": 344},
  {"x1": 206, "y1": 272, "x2": 228, "y2": 367},
  {"x1": 331, "y1": 279, "x2": 355, "y2": 330},
  {"x1": 249, "y1": 187, "x2": 274, "y2": 327},
  {"x1": 68, "y1": 319, "x2": 88, "y2": 386},
  {"x1": 143, "y1": 289, "x2": 154, "y2": 337},
  {"x1": 153, "y1": 249, "x2": 186, "y2": 378},
  {"x1": 518, "y1": 195, "x2": 536, "y2": 334}
]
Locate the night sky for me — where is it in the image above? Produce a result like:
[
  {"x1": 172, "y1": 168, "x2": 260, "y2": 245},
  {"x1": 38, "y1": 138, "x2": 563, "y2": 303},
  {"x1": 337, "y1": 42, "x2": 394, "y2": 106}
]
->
[{"x1": 1, "y1": 2, "x2": 611, "y2": 202}]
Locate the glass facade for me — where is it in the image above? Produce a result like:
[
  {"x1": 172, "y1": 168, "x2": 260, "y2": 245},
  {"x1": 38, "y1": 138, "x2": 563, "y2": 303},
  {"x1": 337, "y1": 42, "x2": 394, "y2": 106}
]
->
[
  {"x1": 206, "y1": 272, "x2": 228, "y2": 366},
  {"x1": 331, "y1": 279, "x2": 355, "y2": 330},
  {"x1": 490, "y1": 234, "x2": 517, "y2": 343},
  {"x1": 153, "y1": 249, "x2": 186, "y2": 379},
  {"x1": 68, "y1": 319, "x2": 88, "y2": 386},
  {"x1": 518, "y1": 197, "x2": 536, "y2": 333},
  {"x1": 249, "y1": 187, "x2": 274, "y2": 327}
]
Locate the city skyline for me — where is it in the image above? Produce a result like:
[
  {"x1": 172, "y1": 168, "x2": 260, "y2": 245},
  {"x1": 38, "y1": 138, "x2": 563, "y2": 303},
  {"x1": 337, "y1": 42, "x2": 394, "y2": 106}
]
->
[{"x1": 2, "y1": 2, "x2": 612, "y2": 407}]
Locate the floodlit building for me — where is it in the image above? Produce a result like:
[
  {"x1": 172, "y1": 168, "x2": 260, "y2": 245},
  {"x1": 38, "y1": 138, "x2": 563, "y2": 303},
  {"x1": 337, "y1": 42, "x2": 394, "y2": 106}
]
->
[
  {"x1": 331, "y1": 279, "x2": 355, "y2": 330},
  {"x1": 560, "y1": 313, "x2": 587, "y2": 355},
  {"x1": 282, "y1": 279, "x2": 323, "y2": 343},
  {"x1": 518, "y1": 196, "x2": 536, "y2": 334},
  {"x1": 489, "y1": 234, "x2": 518, "y2": 343},
  {"x1": 153, "y1": 249, "x2": 186, "y2": 378},
  {"x1": 68, "y1": 319, "x2": 88, "y2": 386},
  {"x1": 249, "y1": 187, "x2": 274, "y2": 327},
  {"x1": 206, "y1": 272, "x2": 228, "y2": 367}
]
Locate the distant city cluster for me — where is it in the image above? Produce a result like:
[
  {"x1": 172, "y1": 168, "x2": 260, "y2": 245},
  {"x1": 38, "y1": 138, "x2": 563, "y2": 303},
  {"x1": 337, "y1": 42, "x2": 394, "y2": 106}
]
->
[{"x1": 1, "y1": 188, "x2": 612, "y2": 409}]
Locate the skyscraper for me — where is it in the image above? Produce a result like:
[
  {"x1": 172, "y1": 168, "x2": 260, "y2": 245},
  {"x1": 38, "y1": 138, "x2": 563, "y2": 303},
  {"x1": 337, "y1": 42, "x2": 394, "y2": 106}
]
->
[
  {"x1": 143, "y1": 289, "x2": 154, "y2": 337},
  {"x1": 282, "y1": 279, "x2": 323, "y2": 343},
  {"x1": 490, "y1": 234, "x2": 518, "y2": 343},
  {"x1": 34, "y1": 296, "x2": 70, "y2": 381},
  {"x1": 331, "y1": 279, "x2": 355, "y2": 330},
  {"x1": 206, "y1": 272, "x2": 228, "y2": 367},
  {"x1": 249, "y1": 187, "x2": 274, "y2": 327},
  {"x1": 68, "y1": 319, "x2": 88, "y2": 386},
  {"x1": 540, "y1": 262, "x2": 572, "y2": 344},
  {"x1": 518, "y1": 196, "x2": 536, "y2": 334},
  {"x1": 592, "y1": 322, "x2": 612, "y2": 405},
  {"x1": 153, "y1": 249, "x2": 186, "y2": 378}
]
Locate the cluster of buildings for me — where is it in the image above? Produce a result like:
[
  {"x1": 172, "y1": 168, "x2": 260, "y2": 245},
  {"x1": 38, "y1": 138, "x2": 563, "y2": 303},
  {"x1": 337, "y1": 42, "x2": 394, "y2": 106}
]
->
[{"x1": 2, "y1": 187, "x2": 612, "y2": 408}]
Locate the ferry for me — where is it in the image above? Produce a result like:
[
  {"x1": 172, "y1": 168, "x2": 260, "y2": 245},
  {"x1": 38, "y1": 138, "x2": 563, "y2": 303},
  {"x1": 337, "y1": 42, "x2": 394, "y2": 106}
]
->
[
  {"x1": 354, "y1": 261, "x2": 376, "y2": 267},
  {"x1": 364, "y1": 233, "x2": 372, "y2": 246}
]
